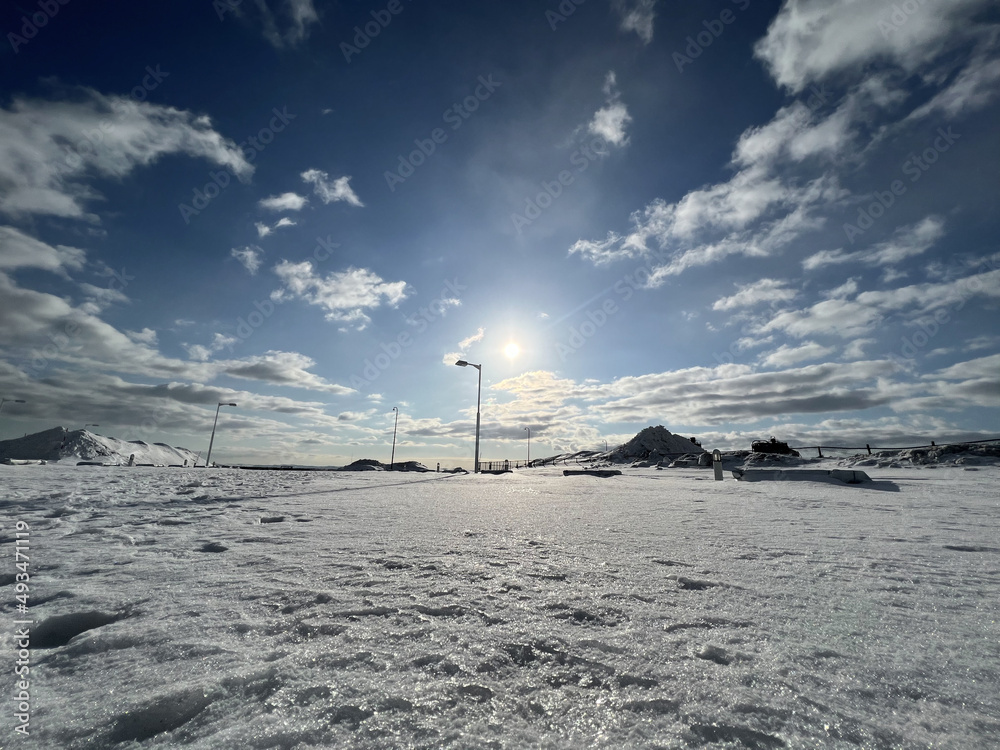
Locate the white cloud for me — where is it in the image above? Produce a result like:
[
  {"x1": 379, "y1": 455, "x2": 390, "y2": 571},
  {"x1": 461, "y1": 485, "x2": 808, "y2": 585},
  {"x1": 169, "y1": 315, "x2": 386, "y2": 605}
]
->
[
  {"x1": 258, "y1": 192, "x2": 308, "y2": 211},
  {"x1": 0, "y1": 265, "x2": 357, "y2": 410},
  {"x1": 254, "y1": 217, "x2": 296, "y2": 238},
  {"x1": 824, "y1": 278, "x2": 858, "y2": 299},
  {"x1": 231, "y1": 246, "x2": 263, "y2": 274},
  {"x1": 255, "y1": 0, "x2": 320, "y2": 48},
  {"x1": 223, "y1": 350, "x2": 353, "y2": 394},
  {"x1": 444, "y1": 327, "x2": 485, "y2": 365},
  {"x1": 301, "y1": 169, "x2": 364, "y2": 207},
  {"x1": 285, "y1": 0, "x2": 319, "y2": 42},
  {"x1": 485, "y1": 360, "x2": 907, "y2": 428},
  {"x1": 78, "y1": 282, "x2": 129, "y2": 315},
  {"x1": 762, "y1": 268, "x2": 1000, "y2": 339},
  {"x1": 613, "y1": 0, "x2": 658, "y2": 44},
  {"x1": 587, "y1": 71, "x2": 632, "y2": 147},
  {"x1": 927, "y1": 353, "x2": 1000, "y2": 382},
  {"x1": 126, "y1": 328, "x2": 158, "y2": 345},
  {"x1": 459, "y1": 327, "x2": 485, "y2": 350},
  {"x1": 803, "y1": 216, "x2": 945, "y2": 271},
  {"x1": 754, "y1": 0, "x2": 991, "y2": 92},
  {"x1": 963, "y1": 334, "x2": 1000, "y2": 352},
  {"x1": 186, "y1": 333, "x2": 238, "y2": 362},
  {"x1": 0, "y1": 90, "x2": 252, "y2": 220},
  {"x1": 713, "y1": 279, "x2": 799, "y2": 311},
  {"x1": 760, "y1": 341, "x2": 837, "y2": 368},
  {"x1": 843, "y1": 338, "x2": 875, "y2": 360},
  {"x1": 0, "y1": 226, "x2": 86, "y2": 275},
  {"x1": 907, "y1": 44, "x2": 1000, "y2": 121},
  {"x1": 589, "y1": 102, "x2": 631, "y2": 147},
  {"x1": 271, "y1": 261, "x2": 407, "y2": 330},
  {"x1": 733, "y1": 102, "x2": 854, "y2": 168}
]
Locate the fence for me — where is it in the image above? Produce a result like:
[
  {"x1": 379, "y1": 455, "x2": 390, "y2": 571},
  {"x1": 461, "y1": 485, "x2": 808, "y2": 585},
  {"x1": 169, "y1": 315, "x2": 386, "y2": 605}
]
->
[
  {"x1": 483, "y1": 437, "x2": 1000, "y2": 467},
  {"x1": 789, "y1": 437, "x2": 1000, "y2": 458}
]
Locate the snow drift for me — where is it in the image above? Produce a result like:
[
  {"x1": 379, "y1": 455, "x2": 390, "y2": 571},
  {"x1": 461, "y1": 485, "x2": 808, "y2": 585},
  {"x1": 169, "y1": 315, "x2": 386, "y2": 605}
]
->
[
  {"x1": 0, "y1": 427, "x2": 200, "y2": 466},
  {"x1": 607, "y1": 425, "x2": 706, "y2": 467},
  {"x1": 842, "y1": 442, "x2": 1000, "y2": 468}
]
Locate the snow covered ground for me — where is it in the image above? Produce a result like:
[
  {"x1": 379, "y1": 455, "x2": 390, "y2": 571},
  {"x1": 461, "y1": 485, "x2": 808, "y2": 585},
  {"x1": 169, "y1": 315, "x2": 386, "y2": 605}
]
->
[{"x1": 2, "y1": 463, "x2": 999, "y2": 749}]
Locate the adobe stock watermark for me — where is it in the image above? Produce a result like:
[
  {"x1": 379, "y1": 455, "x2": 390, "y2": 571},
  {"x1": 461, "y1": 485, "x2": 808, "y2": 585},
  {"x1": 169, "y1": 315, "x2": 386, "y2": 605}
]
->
[
  {"x1": 672, "y1": 0, "x2": 751, "y2": 73},
  {"x1": 842, "y1": 126, "x2": 960, "y2": 243},
  {"x1": 546, "y1": 0, "x2": 587, "y2": 31},
  {"x1": 878, "y1": 0, "x2": 929, "y2": 40},
  {"x1": 7, "y1": 0, "x2": 71, "y2": 54},
  {"x1": 61, "y1": 65, "x2": 170, "y2": 178},
  {"x1": 509, "y1": 135, "x2": 610, "y2": 234},
  {"x1": 554, "y1": 256, "x2": 666, "y2": 361},
  {"x1": 339, "y1": 0, "x2": 414, "y2": 63},
  {"x1": 383, "y1": 75, "x2": 501, "y2": 192},
  {"x1": 12, "y1": 520, "x2": 32, "y2": 736},
  {"x1": 888, "y1": 253, "x2": 999, "y2": 365},
  {"x1": 178, "y1": 106, "x2": 296, "y2": 224},
  {"x1": 349, "y1": 278, "x2": 466, "y2": 388}
]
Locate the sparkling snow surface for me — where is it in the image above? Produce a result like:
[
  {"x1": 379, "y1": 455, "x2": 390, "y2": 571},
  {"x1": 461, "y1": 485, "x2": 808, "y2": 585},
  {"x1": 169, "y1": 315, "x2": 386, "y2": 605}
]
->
[{"x1": 3, "y1": 464, "x2": 999, "y2": 749}]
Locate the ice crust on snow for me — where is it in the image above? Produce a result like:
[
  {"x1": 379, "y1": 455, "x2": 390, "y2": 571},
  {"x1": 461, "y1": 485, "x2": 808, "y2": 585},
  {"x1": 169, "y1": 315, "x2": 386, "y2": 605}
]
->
[{"x1": 3, "y1": 462, "x2": 999, "y2": 748}]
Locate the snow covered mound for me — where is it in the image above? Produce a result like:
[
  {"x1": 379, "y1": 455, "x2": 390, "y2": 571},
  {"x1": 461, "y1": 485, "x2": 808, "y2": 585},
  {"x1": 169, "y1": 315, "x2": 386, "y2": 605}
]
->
[
  {"x1": 841, "y1": 441, "x2": 1000, "y2": 468},
  {"x1": 608, "y1": 425, "x2": 706, "y2": 467},
  {"x1": 0, "y1": 427, "x2": 200, "y2": 466},
  {"x1": 342, "y1": 458, "x2": 430, "y2": 472}
]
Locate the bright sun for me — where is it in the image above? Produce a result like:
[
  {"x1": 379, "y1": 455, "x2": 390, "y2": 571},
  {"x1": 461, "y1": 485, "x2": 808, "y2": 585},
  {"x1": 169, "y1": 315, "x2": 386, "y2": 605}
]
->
[{"x1": 504, "y1": 342, "x2": 520, "y2": 359}]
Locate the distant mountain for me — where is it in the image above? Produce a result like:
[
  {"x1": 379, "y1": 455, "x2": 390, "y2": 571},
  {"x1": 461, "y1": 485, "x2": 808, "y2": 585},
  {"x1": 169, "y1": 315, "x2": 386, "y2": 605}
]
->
[{"x1": 0, "y1": 427, "x2": 201, "y2": 466}]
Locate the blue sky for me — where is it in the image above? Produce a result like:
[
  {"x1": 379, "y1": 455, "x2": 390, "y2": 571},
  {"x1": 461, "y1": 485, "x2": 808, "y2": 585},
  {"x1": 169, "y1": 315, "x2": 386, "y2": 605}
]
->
[{"x1": 1, "y1": 0, "x2": 998, "y2": 466}]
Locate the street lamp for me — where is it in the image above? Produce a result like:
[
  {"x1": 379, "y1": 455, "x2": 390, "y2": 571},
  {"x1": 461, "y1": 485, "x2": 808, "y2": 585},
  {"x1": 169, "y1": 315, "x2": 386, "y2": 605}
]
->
[
  {"x1": 604, "y1": 440, "x2": 608, "y2": 453},
  {"x1": 390, "y1": 407, "x2": 399, "y2": 471},
  {"x1": 524, "y1": 426, "x2": 530, "y2": 465},
  {"x1": 205, "y1": 402, "x2": 237, "y2": 468},
  {"x1": 455, "y1": 360, "x2": 481, "y2": 473}
]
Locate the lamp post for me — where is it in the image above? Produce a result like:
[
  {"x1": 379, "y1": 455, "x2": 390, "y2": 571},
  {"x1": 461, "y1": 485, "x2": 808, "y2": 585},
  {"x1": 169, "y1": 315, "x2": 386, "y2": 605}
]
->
[
  {"x1": 390, "y1": 407, "x2": 399, "y2": 471},
  {"x1": 205, "y1": 402, "x2": 237, "y2": 468},
  {"x1": 524, "y1": 426, "x2": 530, "y2": 465},
  {"x1": 604, "y1": 440, "x2": 608, "y2": 452},
  {"x1": 455, "y1": 360, "x2": 481, "y2": 473}
]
